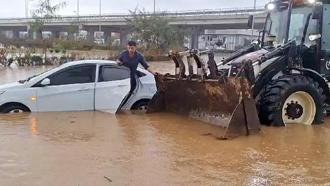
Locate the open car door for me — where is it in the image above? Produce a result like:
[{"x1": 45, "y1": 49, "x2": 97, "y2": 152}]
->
[
  {"x1": 115, "y1": 75, "x2": 144, "y2": 113},
  {"x1": 95, "y1": 65, "x2": 131, "y2": 113}
]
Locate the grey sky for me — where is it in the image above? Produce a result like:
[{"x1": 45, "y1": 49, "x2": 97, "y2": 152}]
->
[{"x1": 0, "y1": 0, "x2": 269, "y2": 18}]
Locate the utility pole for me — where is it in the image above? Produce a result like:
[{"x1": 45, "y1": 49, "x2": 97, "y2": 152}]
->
[
  {"x1": 25, "y1": 0, "x2": 31, "y2": 33},
  {"x1": 251, "y1": 0, "x2": 256, "y2": 40},
  {"x1": 99, "y1": 0, "x2": 102, "y2": 31},
  {"x1": 153, "y1": 0, "x2": 156, "y2": 14},
  {"x1": 77, "y1": 0, "x2": 80, "y2": 17},
  {"x1": 99, "y1": 0, "x2": 102, "y2": 16},
  {"x1": 77, "y1": 0, "x2": 80, "y2": 33},
  {"x1": 25, "y1": 0, "x2": 29, "y2": 18}
]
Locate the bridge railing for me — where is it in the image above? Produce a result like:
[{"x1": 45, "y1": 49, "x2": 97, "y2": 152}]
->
[{"x1": 0, "y1": 7, "x2": 265, "y2": 24}]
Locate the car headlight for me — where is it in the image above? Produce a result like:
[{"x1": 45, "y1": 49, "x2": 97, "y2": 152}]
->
[{"x1": 0, "y1": 91, "x2": 6, "y2": 95}]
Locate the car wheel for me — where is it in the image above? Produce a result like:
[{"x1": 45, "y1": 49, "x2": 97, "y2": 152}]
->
[
  {"x1": 131, "y1": 100, "x2": 150, "y2": 112},
  {"x1": 2, "y1": 104, "x2": 30, "y2": 114}
]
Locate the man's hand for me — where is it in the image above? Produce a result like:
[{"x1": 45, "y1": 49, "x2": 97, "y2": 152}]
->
[
  {"x1": 116, "y1": 60, "x2": 123, "y2": 66},
  {"x1": 147, "y1": 68, "x2": 157, "y2": 75}
]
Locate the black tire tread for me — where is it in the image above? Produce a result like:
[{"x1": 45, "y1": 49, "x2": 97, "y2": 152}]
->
[
  {"x1": 258, "y1": 74, "x2": 325, "y2": 126},
  {"x1": 1, "y1": 104, "x2": 30, "y2": 113}
]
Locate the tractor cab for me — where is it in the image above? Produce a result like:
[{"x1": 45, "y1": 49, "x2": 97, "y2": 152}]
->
[
  {"x1": 262, "y1": 0, "x2": 330, "y2": 76},
  {"x1": 263, "y1": 0, "x2": 317, "y2": 47}
]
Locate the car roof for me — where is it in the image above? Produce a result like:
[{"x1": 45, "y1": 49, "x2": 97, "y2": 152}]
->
[
  {"x1": 60, "y1": 60, "x2": 147, "y2": 72},
  {"x1": 63, "y1": 60, "x2": 117, "y2": 67}
]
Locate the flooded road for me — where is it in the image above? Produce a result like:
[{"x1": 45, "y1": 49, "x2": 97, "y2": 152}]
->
[{"x1": 0, "y1": 64, "x2": 330, "y2": 185}]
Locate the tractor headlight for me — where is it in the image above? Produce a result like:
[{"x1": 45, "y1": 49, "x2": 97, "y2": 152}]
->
[
  {"x1": 309, "y1": 34, "x2": 321, "y2": 41},
  {"x1": 266, "y1": 3, "x2": 276, "y2": 10}
]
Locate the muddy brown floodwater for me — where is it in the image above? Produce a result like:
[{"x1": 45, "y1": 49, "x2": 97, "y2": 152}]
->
[{"x1": 1, "y1": 63, "x2": 330, "y2": 186}]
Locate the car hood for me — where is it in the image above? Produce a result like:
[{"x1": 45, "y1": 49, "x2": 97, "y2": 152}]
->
[{"x1": 0, "y1": 82, "x2": 25, "y2": 92}]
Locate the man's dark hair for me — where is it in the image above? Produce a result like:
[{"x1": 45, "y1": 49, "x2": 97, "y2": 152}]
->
[{"x1": 127, "y1": 40, "x2": 137, "y2": 46}]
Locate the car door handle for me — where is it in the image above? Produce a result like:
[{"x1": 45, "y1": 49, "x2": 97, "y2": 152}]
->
[
  {"x1": 118, "y1": 85, "x2": 127, "y2": 87},
  {"x1": 78, "y1": 87, "x2": 90, "y2": 91}
]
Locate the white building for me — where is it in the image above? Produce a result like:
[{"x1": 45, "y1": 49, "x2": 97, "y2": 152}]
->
[{"x1": 198, "y1": 29, "x2": 259, "y2": 50}]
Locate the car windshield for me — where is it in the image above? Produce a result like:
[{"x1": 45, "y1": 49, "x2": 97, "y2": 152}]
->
[
  {"x1": 18, "y1": 66, "x2": 58, "y2": 84},
  {"x1": 264, "y1": 6, "x2": 316, "y2": 46}
]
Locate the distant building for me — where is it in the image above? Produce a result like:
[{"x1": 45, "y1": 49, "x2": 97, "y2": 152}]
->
[
  {"x1": 19, "y1": 31, "x2": 29, "y2": 39},
  {"x1": 197, "y1": 29, "x2": 259, "y2": 50},
  {"x1": 42, "y1": 31, "x2": 52, "y2": 40},
  {"x1": 0, "y1": 30, "x2": 14, "y2": 39}
]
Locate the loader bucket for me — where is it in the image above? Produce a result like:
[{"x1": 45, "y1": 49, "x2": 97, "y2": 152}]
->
[{"x1": 147, "y1": 74, "x2": 260, "y2": 139}]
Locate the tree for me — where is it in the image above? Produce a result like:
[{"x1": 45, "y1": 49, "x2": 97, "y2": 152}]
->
[
  {"x1": 126, "y1": 9, "x2": 188, "y2": 50},
  {"x1": 67, "y1": 24, "x2": 79, "y2": 40},
  {"x1": 29, "y1": 0, "x2": 66, "y2": 63},
  {"x1": 30, "y1": 0, "x2": 66, "y2": 39}
]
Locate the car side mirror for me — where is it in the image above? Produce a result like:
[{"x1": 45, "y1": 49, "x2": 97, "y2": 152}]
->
[
  {"x1": 247, "y1": 15, "x2": 254, "y2": 28},
  {"x1": 40, "y1": 78, "x2": 50, "y2": 86},
  {"x1": 309, "y1": 34, "x2": 321, "y2": 41}
]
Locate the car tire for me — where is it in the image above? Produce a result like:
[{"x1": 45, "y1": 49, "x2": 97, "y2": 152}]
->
[
  {"x1": 1, "y1": 104, "x2": 30, "y2": 114},
  {"x1": 131, "y1": 100, "x2": 150, "y2": 112}
]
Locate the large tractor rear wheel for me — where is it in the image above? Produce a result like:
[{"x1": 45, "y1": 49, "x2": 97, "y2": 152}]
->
[{"x1": 259, "y1": 75, "x2": 325, "y2": 126}]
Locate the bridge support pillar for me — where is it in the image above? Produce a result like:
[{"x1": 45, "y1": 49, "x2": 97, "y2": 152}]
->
[
  {"x1": 120, "y1": 31, "x2": 128, "y2": 47},
  {"x1": 191, "y1": 27, "x2": 202, "y2": 49},
  {"x1": 54, "y1": 31, "x2": 60, "y2": 39},
  {"x1": 26, "y1": 25, "x2": 32, "y2": 39},
  {"x1": 68, "y1": 31, "x2": 75, "y2": 40},
  {"x1": 87, "y1": 31, "x2": 94, "y2": 42},
  {"x1": 13, "y1": 30, "x2": 20, "y2": 39},
  {"x1": 103, "y1": 32, "x2": 110, "y2": 44}
]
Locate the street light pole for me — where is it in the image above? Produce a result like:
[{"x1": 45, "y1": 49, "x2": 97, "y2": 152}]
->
[
  {"x1": 99, "y1": 0, "x2": 102, "y2": 31},
  {"x1": 25, "y1": 0, "x2": 29, "y2": 18},
  {"x1": 25, "y1": 0, "x2": 33, "y2": 33},
  {"x1": 251, "y1": 0, "x2": 256, "y2": 40},
  {"x1": 77, "y1": 0, "x2": 80, "y2": 32},
  {"x1": 77, "y1": 0, "x2": 80, "y2": 17},
  {"x1": 99, "y1": 0, "x2": 102, "y2": 16},
  {"x1": 153, "y1": 0, "x2": 156, "y2": 14}
]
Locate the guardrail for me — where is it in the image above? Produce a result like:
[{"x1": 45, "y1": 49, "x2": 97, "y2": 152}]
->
[{"x1": 0, "y1": 7, "x2": 265, "y2": 24}]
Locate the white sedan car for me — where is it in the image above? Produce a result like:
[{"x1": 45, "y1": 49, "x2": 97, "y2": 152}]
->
[{"x1": 0, "y1": 60, "x2": 157, "y2": 113}]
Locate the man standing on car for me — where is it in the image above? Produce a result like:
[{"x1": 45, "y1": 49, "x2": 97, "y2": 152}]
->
[{"x1": 117, "y1": 40, "x2": 155, "y2": 94}]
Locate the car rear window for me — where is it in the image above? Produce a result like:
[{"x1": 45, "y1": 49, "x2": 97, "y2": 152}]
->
[{"x1": 99, "y1": 66, "x2": 130, "y2": 82}]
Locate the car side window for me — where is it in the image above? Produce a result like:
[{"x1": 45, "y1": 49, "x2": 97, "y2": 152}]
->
[
  {"x1": 48, "y1": 65, "x2": 96, "y2": 86},
  {"x1": 99, "y1": 66, "x2": 130, "y2": 82}
]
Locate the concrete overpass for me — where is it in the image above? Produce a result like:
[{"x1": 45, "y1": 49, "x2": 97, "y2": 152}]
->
[{"x1": 0, "y1": 7, "x2": 267, "y2": 48}]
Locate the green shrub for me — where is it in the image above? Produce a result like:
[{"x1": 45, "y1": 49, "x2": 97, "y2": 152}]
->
[{"x1": 31, "y1": 56, "x2": 43, "y2": 65}]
